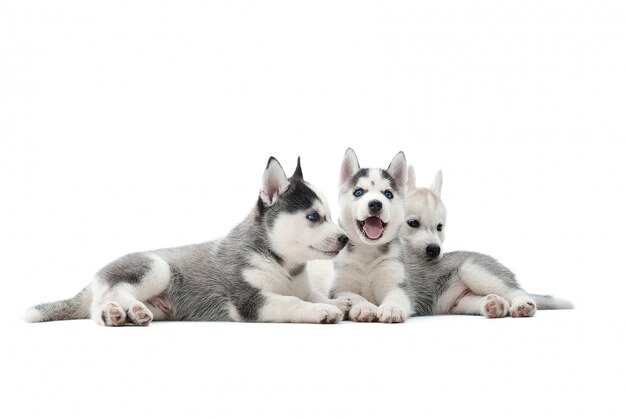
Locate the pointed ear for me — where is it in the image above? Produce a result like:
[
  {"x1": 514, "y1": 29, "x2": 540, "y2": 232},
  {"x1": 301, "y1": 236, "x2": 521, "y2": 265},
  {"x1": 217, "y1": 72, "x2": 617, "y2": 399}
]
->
[
  {"x1": 260, "y1": 157, "x2": 290, "y2": 205},
  {"x1": 431, "y1": 170, "x2": 443, "y2": 197},
  {"x1": 387, "y1": 151, "x2": 408, "y2": 188},
  {"x1": 407, "y1": 165, "x2": 417, "y2": 191},
  {"x1": 340, "y1": 148, "x2": 360, "y2": 185},
  {"x1": 291, "y1": 156, "x2": 303, "y2": 181}
]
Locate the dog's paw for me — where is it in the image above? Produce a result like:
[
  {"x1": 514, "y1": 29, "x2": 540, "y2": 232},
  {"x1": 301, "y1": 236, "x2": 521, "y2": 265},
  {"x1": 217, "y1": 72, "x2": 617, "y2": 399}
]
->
[
  {"x1": 127, "y1": 302, "x2": 154, "y2": 326},
  {"x1": 329, "y1": 297, "x2": 352, "y2": 316},
  {"x1": 349, "y1": 303, "x2": 378, "y2": 322},
  {"x1": 376, "y1": 304, "x2": 407, "y2": 323},
  {"x1": 481, "y1": 294, "x2": 510, "y2": 318},
  {"x1": 510, "y1": 298, "x2": 537, "y2": 318},
  {"x1": 310, "y1": 304, "x2": 343, "y2": 324},
  {"x1": 100, "y1": 302, "x2": 126, "y2": 326}
]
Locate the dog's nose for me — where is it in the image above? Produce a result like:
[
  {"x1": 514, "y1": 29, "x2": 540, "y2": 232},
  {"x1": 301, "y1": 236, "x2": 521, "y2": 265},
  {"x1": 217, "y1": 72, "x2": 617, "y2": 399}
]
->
[
  {"x1": 368, "y1": 200, "x2": 383, "y2": 214},
  {"x1": 338, "y1": 235, "x2": 349, "y2": 247},
  {"x1": 426, "y1": 244, "x2": 441, "y2": 258}
]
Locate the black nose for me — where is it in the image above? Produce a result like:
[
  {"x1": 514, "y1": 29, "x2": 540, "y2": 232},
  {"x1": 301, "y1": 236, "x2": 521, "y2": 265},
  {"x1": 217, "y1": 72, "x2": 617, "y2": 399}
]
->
[
  {"x1": 338, "y1": 235, "x2": 349, "y2": 247},
  {"x1": 426, "y1": 244, "x2": 441, "y2": 258},
  {"x1": 368, "y1": 200, "x2": 383, "y2": 214}
]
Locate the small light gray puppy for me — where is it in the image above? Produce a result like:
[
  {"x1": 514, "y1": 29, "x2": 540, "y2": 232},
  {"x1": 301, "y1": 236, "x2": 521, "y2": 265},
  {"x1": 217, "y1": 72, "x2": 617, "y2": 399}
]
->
[
  {"x1": 25, "y1": 157, "x2": 352, "y2": 325},
  {"x1": 401, "y1": 167, "x2": 574, "y2": 318}
]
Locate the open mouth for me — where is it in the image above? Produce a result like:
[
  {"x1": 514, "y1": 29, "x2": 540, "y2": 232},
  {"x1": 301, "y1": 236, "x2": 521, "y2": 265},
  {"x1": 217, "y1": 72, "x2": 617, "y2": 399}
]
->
[{"x1": 356, "y1": 217, "x2": 387, "y2": 240}]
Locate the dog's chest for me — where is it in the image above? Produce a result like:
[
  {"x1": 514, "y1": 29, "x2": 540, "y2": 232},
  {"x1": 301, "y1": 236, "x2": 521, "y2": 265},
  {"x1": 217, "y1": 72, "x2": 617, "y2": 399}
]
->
[{"x1": 336, "y1": 249, "x2": 405, "y2": 304}]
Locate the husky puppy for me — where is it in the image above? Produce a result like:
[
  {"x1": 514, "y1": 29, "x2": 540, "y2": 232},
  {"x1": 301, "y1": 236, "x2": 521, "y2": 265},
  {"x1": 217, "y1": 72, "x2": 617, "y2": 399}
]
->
[
  {"x1": 401, "y1": 168, "x2": 574, "y2": 318},
  {"x1": 332, "y1": 148, "x2": 412, "y2": 323},
  {"x1": 25, "y1": 157, "x2": 353, "y2": 325}
]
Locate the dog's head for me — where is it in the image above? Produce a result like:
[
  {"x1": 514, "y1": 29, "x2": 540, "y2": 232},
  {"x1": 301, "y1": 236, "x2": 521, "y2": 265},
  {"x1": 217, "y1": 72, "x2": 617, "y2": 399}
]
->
[
  {"x1": 400, "y1": 167, "x2": 447, "y2": 260},
  {"x1": 338, "y1": 148, "x2": 408, "y2": 246},
  {"x1": 259, "y1": 157, "x2": 348, "y2": 264}
]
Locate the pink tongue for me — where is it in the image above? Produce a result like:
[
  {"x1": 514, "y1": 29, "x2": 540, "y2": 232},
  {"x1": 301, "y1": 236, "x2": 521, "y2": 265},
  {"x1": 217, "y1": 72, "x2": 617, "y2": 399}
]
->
[{"x1": 363, "y1": 217, "x2": 384, "y2": 239}]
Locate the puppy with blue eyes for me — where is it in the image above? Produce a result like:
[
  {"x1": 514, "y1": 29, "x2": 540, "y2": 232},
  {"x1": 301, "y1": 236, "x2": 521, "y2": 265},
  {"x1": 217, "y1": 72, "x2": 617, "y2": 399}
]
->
[
  {"x1": 25, "y1": 157, "x2": 353, "y2": 325},
  {"x1": 331, "y1": 148, "x2": 412, "y2": 323},
  {"x1": 401, "y1": 167, "x2": 574, "y2": 318}
]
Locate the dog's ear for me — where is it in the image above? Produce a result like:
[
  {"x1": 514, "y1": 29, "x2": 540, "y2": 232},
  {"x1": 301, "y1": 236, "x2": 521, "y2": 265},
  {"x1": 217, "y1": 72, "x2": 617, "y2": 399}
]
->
[
  {"x1": 387, "y1": 151, "x2": 408, "y2": 188},
  {"x1": 407, "y1": 165, "x2": 417, "y2": 191},
  {"x1": 261, "y1": 157, "x2": 290, "y2": 205},
  {"x1": 291, "y1": 156, "x2": 303, "y2": 181},
  {"x1": 431, "y1": 170, "x2": 443, "y2": 197},
  {"x1": 340, "y1": 148, "x2": 360, "y2": 185}
]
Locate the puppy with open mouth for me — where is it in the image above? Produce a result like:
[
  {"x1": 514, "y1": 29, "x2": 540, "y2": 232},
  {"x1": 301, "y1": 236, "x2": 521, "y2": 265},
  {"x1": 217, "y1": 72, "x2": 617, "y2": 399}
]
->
[{"x1": 331, "y1": 148, "x2": 412, "y2": 323}]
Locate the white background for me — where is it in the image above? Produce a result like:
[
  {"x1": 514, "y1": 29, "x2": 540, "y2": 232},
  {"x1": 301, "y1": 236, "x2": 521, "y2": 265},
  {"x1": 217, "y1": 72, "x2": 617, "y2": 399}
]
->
[{"x1": 1, "y1": 1, "x2": 625, "y2": 417}]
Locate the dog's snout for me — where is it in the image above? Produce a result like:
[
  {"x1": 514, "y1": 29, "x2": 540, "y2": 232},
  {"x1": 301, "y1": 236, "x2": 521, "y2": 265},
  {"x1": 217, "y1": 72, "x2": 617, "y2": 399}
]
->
[
  {"x1": 426, "y1": 244, "x2": 441, "y2": 258},
  {"x1": 368, "y1": 200, "x2": 383, "y2": 214},
  {"x1": 338, "y1": 234, "x2": 349, "y2": 247}
]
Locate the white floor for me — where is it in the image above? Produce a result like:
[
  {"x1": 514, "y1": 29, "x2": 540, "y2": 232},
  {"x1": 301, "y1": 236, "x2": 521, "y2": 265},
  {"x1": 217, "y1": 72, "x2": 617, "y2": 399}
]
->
[{"x1": 3, "y1": 309, "x2": 622, "y2": 418}]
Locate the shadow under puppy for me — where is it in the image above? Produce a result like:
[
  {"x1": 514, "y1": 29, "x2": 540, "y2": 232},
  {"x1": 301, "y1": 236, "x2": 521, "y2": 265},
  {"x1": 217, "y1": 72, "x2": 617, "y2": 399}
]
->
[
  {"x1": 26, "y1": 157, "x2": 352, "y2": 325},
  {"x1": 401, "y1": 167, "x2": 574, "y2": 318}
]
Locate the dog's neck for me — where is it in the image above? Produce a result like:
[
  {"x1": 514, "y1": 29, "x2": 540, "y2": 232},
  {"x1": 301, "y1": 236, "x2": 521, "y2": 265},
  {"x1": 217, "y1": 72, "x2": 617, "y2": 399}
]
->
[{"x1": 343, "y1": 237, "x2": 397, "y2": 261}]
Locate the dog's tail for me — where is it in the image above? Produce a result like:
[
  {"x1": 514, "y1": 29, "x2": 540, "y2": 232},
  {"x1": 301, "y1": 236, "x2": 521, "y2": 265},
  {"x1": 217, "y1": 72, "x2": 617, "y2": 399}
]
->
[
  {"x1": 24, "y1": 287, "x2": 92, "y2": 323},
  {"x1": 531, "y1": 294, "x2": 574, "y2": 310}
]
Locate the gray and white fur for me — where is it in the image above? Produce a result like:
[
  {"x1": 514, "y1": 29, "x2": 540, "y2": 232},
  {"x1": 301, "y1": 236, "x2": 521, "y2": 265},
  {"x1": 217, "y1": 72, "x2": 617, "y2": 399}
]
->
[
  {"x1": 331, "y1": 148, "x2": 413, "y2": 323},
  {"x1": 25, "y1": 157, "x2": 353, "y2": 326},
  {"x1": 400, "y1": 167, "x2": 574, "y2": 318}
]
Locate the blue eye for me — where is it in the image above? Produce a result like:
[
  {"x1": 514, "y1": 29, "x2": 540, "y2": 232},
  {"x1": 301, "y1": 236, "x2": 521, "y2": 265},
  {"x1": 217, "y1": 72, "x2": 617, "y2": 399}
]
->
[
  {"x1": 384, "y1": 190, "x2": 394, "y2": 199},
  {"x1": 353, "y1": 188, "x2": 364, "y2": 197},
  {"x1": 307, "y1": 212, "x2": 319, "y2": 222}
]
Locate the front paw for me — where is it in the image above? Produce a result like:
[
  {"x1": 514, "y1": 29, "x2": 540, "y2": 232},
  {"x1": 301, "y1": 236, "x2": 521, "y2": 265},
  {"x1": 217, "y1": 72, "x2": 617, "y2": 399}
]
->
[
  {"x1": 377, "y1": 304, "x2": 407, "y2": 323},
  {"x1": 349, "y1": 303, "x2": 378, "y2": 322},
  {"x1": 329, "y1": 297, "x2": 352, "y2": 316},
  {"x1": 310, "y1": 304, "x2": 344, "y2": 324}
]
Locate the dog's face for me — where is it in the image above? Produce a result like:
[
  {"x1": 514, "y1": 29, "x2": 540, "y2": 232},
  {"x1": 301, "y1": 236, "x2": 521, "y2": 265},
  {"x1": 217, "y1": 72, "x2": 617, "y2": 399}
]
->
[
  {"x1": 400, "y1": 168, "x2": 447, "y2": 260},
  {"x1": 260, "y1": 157, "x2": 348, "y2": 264},
  {"x1": 338, "y1": 148, "x2": 408, "y2": 246}
]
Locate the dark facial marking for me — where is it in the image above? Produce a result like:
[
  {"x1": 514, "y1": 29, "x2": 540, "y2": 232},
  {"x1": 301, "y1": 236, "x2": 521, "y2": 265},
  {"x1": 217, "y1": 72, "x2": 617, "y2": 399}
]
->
[
  {"x1": 265, "y1": 178, "x2": 320, "y2": 227},
  {"x1": 348, "y1": 168, "x2": 398, "y2": 192},
  {"x1": 348, "y1": 168, "x2": 371, "y2": 187},
  {"x1": 380, "y1": 169, "x2": 398, "y2": 191}
]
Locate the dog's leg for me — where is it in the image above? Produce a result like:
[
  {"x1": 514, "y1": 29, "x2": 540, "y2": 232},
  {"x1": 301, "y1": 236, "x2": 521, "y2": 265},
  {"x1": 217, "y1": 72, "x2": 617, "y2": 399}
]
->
[
  {"x1": 334, "y1": 291, "x2": 378, "y2": 322},
  {"x1": 257, "y1": 293, "x2": 344, "y2": 324},
  {"x1": 306, "y1": 289, "x2": 352, "y2": 318},
  {"x1": 91, "y1": 283, "x2": 155, "y2": 326},
  {"x1": 458, "y1": 261, "x2": 536, "y2": 318},
  {"x1": 376, "y1": 287, "x2": 411, "y2": 323},
  {"x1": 91, "y1": 253, "x2": 172, "y2": 326},
  {"x1": 292, "y1": 269, "x2": 352, "y2": 316},
  {"x1": 451, "y1": 294, "x2": 510, "y2": 318}
]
